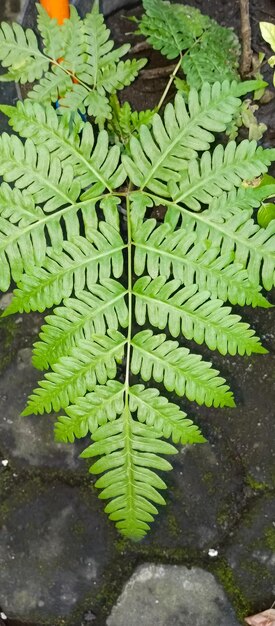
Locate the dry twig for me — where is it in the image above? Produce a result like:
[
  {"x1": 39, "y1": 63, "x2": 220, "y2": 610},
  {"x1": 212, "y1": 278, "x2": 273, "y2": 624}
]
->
[{"x1": 240, "y1": 0, "x2": 253, "y2": 76}]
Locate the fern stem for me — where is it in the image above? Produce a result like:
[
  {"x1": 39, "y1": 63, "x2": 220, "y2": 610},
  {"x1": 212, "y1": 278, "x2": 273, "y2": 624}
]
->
[
  {"x1": 157, "y1": 55, "x2": 182, "y2": 112},
  {"x1": 125, "y1": 190, "x2": 133, "y2": 393},
  {"x1": 123, "y1": 189, "x2": 136, "y2": 525}
]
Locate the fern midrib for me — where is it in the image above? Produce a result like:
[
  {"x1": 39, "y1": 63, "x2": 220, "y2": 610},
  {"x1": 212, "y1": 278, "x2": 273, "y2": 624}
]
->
[
  {"x1": 123, "y1": 191, "x2": 137, "y2": 527},
  {"x1": 144, "y1": 192, "x2": 275, "y2": 265},
  {"x1": 123, "y1": 408, "x2": 137, "y2": 528},
  {"x1": 130, "y1": 339, "x2": 228, "y2": 397}
]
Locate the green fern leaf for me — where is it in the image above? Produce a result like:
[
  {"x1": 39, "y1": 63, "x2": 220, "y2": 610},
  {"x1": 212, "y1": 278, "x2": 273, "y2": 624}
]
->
[
  {"x1": 109, "y1": 98, "x2": 155, "y2": 144},
  {"x1": 0, "y1": 102, "x2": 126, "y2": 194},
  {"x1": 131, "y1": 330, "x2": 235, "y2": 407},
  {"x1": 0, "y1": 21, "x2": 49, "y2": 83},
  {"x1": 36, "y1": 4, "x2": 65, "y2": 59},
  {"x1": 22, "y1": 331, "x2": 126, "y2": 415},
  {"x1": 0, "y1": 183, "x2": 47, "y2": 290},
  {"x1": 133, "y1": 218, "x2": 269, "y2": 307},
  {"x1": 139, "y1": 0, "x2": 210, "y2": 59},
  {"x1": 182, "y1": 22, "x2": 240, "y2": 88},
  {"x1": 58, "y1": 5, "x2": 86, "y2": 74},
  {"x1": 55, "y1": 380, "x2": 125, "y2": 443},
  {"x1": 167, "y1": 187, "x2": 275, "y2": 290},
  {"x1": 4, "y1": 227, "x2": 125, "y2": 315},
  {"x1": 32, "y1": 280, "x2": 128, "y2": 370},
  {"x1": 27, "y1": 66, "x2": 73, "y2": 104},
  {"x1": 0, "y1": 133, "x2": 79, "y2": 211},
  {"x1": 134, "y1": 276, "x2": 266, "y2": 356},
  {"x1": 122, "y1": 82, "x2": 265, "y2": 195},
  {"x1": 81, "y1": 409, "x2": 177, "y2": 540},
  {"x1": 169, "y1": 141, "x2": 273, "y2": 208},
  {"x1": 79, "y1": 2, "x2": 131, "y2": 87},
  {"x1": 97, "y1": 59, "x2": 147, "y2": 94},
  {"x1": 129, "y1": 385, "x2": 206, "y2": 444}
]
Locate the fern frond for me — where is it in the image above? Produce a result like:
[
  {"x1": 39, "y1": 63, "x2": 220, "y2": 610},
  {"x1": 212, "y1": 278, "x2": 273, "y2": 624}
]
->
[
  {"x1": 122, "y1": 82, "x2": 265, "y2": 195},
  {"x1": 27, "y1": 66, "x2": 73, "y2": 104},
  {"x1": 79, "y1": 2, "x2": 130, "y2": 86},
  {"x1": 55, "y1": 380, "x2": 125, "y2": 443},
  {"x1": 0, "y1": 133, "x2": 79, "y2": 211},
  {"x1": 129, "y1": 385, "x2": 206, "y2": 444},
  {"x1": 0, "y1": 183, "x2": 47, "y2": 290},
  {"x1": 22, "y1": 331, "x2": 126, "y2": 415},
  {"x1": 131, "y1": 330, "x2": 235, "y2": 407},
  {"x1": 181, "y1": 22, "x2": 240, "y2": 89},
  {"x1": 81, "y1": 409, "x2": 177, "y2": 540},
  {"x1": 60, "y1": 5, "x2": 86, "y2": 74},
  {"x1": 133, "y1": 218, "x2": 269, "y2": 307},
  {"x1": 32, "y1": 281, "x2": 128, "y2": 370},
  {"x1": 139, "y1": 0, "x2": 240, "y2": 88},
  {"x1": 0, "y1": 21, "x2": 49, "y2": 83},
  {"x1": 36, "y1": 4, "x2": 65, "y2": 59},
  {"x1": 165, "y1": 187, "x2": 275, "y2": 290},
  {"x1": 169, "y1": 141, "x2": 273, "y2": 209},
  {"x1": 139, "y1": 0, "x2": 210, "y2": 59},
  {"x1": 4, "y1": 227, "x2": 125, "y2": 315},
  {"x1": 134, "y1": 276, "x2": 266, "y2": 356},
  {"x1": 109, "y1": 98, "x2": 155, "y2": 145},
  {"x1": 0, "y1": 102, "x2": 126, "y2": 194}
]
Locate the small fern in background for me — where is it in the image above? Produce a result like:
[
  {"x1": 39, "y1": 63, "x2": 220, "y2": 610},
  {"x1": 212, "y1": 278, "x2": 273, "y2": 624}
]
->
[
  {"x1": 0, "y1": 1, "x2": 274, "y2": 540},
  {"x1": 137, "y1": 0, "x2": 240, "y2": 89}
]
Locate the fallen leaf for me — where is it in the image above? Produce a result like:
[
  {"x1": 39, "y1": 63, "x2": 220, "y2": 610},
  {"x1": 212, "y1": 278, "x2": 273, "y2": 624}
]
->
[{"x1": 245, "y1": 609, "x2": 275, "y2": 625}]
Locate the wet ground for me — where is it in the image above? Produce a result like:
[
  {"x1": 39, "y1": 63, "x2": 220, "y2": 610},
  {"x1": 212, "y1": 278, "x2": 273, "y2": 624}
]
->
[{"x1": 0, "y1": 1, "x2": 274, "y2": 625}]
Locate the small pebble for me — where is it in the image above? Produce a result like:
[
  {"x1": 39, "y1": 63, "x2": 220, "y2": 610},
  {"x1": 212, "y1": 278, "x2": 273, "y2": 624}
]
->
[
  {"x1": 83, "y1": 610, "x2": 97, "y2": 622},
  {"x1": 0, "y1": 613, "x2": 7, "y2": 620},
  {"x1": 1, "y1": 460, "x2": 8, "y2": 467},
  {"x1": 208, "y1": 548, "x2": 219, "y2": 557}
]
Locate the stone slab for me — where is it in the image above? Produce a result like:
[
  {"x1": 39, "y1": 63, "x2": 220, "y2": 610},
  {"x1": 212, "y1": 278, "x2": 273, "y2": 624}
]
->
[
  {"x1": 142, "y1": 438, "x2": 244, "y2": 551},
  {"x1": 107, "y1": 564, "x2": 241, "y2": 626},
  {"x1": 0, "y1": 347, "x2": 87, "y2": 470},
  {"x1": 226, "y1": 496, "x2": 275, "y2": 607},
  {"x1": 0, "y1": 482, "x2": 115, "y2": 621}
]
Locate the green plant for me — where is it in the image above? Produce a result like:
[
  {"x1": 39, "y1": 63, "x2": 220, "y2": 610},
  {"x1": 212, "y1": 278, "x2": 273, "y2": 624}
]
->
[
  {"x1": 0, "y1": 1, "x2": 275, "y2": 541},
  {"x1": 260, "y1": 21, "x2": 275, "y2": 86},
  {"x1": 137, "y1": 0, "x2": 240, "y2": 93}
]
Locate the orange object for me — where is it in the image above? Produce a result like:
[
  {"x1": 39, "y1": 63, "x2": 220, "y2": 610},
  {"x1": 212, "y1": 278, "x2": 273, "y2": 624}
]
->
[{"x1": 40, "y1": 0, "x2": 70, "y2": 25}]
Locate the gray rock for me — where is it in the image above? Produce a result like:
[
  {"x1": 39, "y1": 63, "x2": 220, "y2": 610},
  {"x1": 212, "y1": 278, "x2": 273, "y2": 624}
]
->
[
  {"x1": 0, "y1": 482, "x2": 115, "y2": 621},
  {"x1": 226, "y1": 496, "x2": 275, "y2": 605},
  {"x1": 0, "y1": 349, "x2": 87, "y2": 470},
  {"x1": 143, "y1": 439, "x2": 243, "y2": 550},
  {"x1": 107, "y1": 564, "x2": 241, "y2": 626}
]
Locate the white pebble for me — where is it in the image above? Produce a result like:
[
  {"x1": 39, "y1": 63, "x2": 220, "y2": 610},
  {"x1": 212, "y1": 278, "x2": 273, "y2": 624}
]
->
[
  {"x1": 0, "y1": 612, "x2": 7, "y2": 620},
  {"x1": 1, "y1": 460, "x2": 8, "y2": 467},
  {"x1": 208, "y1": 548, "x2": 219, "y2": 558}
]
